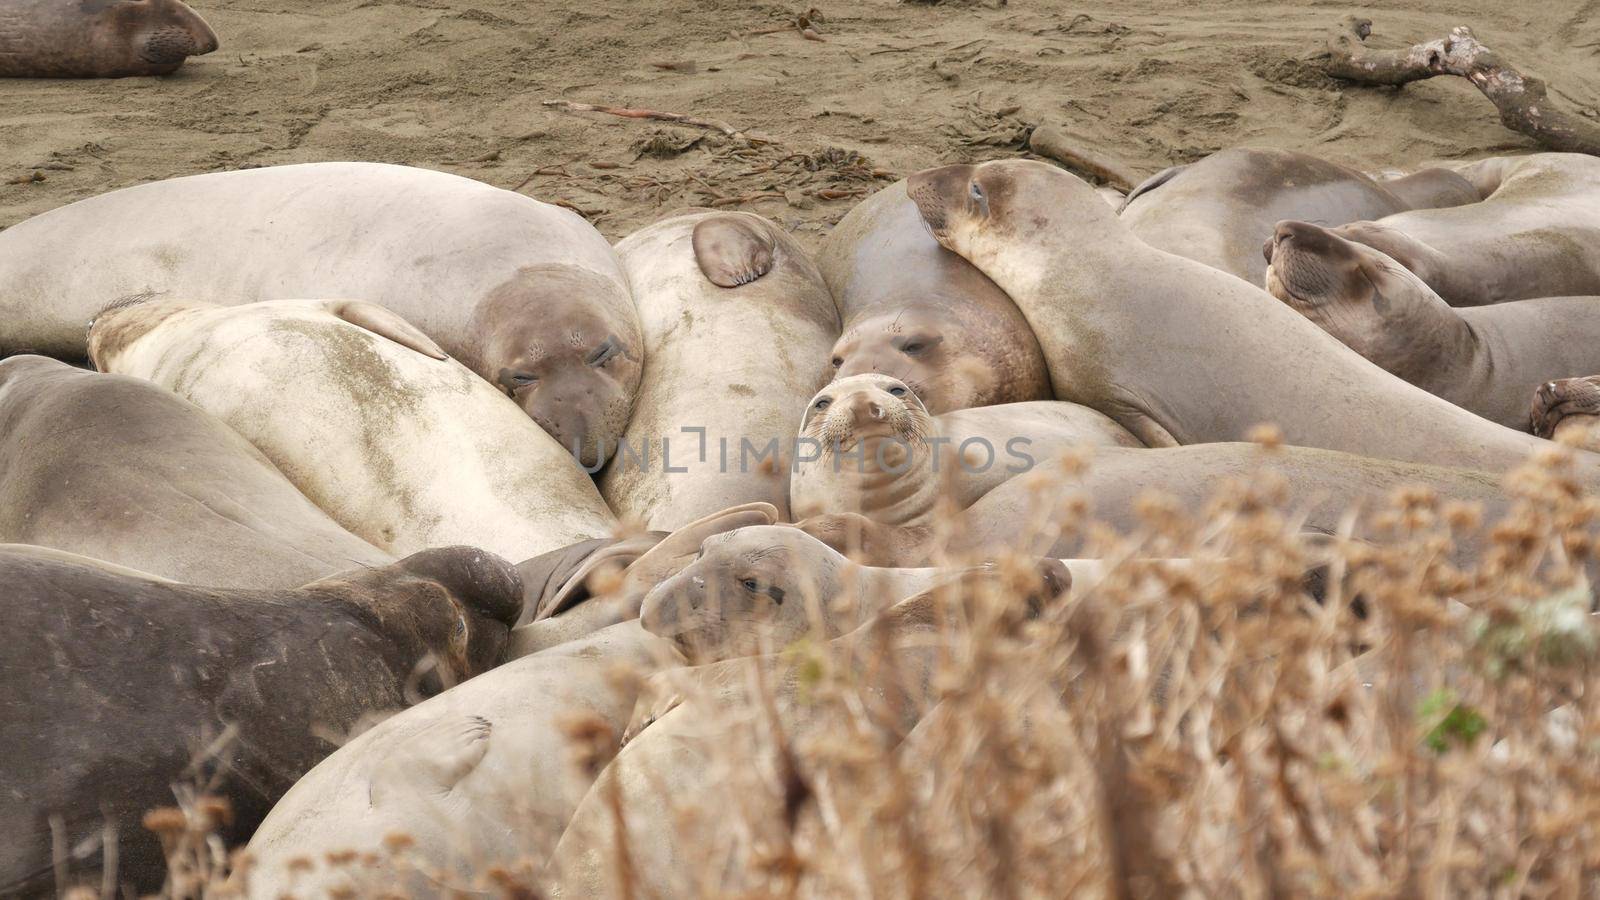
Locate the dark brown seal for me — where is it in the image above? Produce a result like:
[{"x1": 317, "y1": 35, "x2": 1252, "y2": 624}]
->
[
  {"x1": 0, "y1": 0, "x2": 218, "y2": 78},
  {"x1": 0, "y1": 545, "x2": 521, "y2": 896}
]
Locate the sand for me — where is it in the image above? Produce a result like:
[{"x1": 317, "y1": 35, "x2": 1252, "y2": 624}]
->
[{"x1": 2, "y1": 0, "x2": 1597, "y2": 249}]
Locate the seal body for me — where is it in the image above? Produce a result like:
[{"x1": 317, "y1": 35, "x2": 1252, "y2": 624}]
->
[
  {"x1": 819, "y1": 180, "x2": 1050, "y2": 413},
  {"x1": 1266, "y1": 219, "x2": 1600, "y2": 430},
  {"x1": 0, "y1": 355, "x2": 391, "y2": 588},
  {"x1": 89, "y1": 298, "x2": 618, "y2": 562},
  {"x1": 240, "y1": 621, "x2": 678, "y2": 898},
  {"x1": 1120, "y1": 147, "x2": 1477, "y2": 286},
  {"x1": 603, "y1": 210, "x2": 839, "y2": 529},
  {"x1": 0, "y1": 545, "x2": 522, "y2": 896},
  {"x1": 0, "y1": 0, "x2": 218, "y2": 78},
  {"x1": 907, "y1": 160, "x2": 1563, "y2": 479},
  {"x1": 1332, "y1": 154, "x2": 1600, "y2": 307},
  {"x1": 0, "y1": 162, "x2": 641, "y2": 465}
]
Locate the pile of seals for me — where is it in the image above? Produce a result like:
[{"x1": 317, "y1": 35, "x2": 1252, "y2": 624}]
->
[{"x1": 2, "y1": 148, "x2": 1598, "y2": 895}]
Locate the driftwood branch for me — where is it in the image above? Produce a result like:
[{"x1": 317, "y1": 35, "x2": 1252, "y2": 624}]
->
[{"x1": 1324, "y1": 17, "x2": 1600, "y2": 156}]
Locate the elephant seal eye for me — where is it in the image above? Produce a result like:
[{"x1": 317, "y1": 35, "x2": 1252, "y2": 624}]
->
[
  {"x1": 888, "y1": 386, "x2": 907, "y2": 397},
  {"x1": 969, "y1": 182, "x2": 984, "y2": 201},
  {"x1": 741, "y1": 579, "x2": 759, "y2": 592},
  {"x1": 814, "y1": 397, "x2": 832, "y2": 410},
  {"x1": 831, "y1": 356, "x2": 843, "y2": 367}
]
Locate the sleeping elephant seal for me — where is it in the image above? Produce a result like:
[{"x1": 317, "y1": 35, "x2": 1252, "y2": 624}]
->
[
  {"x1": 817, "y1": 180, "x2": 1051, "y2": 413},
  {"x1": 0, "y1": 162, "x2": 640, "y2": 466},
  {"x1": 0, "y1": 0, "x2": 218, "y2": 78},
  {"x1": 1119, "y1": 147, "x2": 1478, "y2": 286},
  {"x1": 1330, "y1": 153, "x2": 1600, "y2": 306},
  {"x1": 89, "y1": 297, "x2": 618, "y2": 562},
  {"x1": 905, "y1": 160, "x2": 1571, "y2": 479},
  {"x1": 0, "y1": 355, "x2": 391, "y2": 588},
  {"x1": 237, "y1": 620, "x2": 681, "y2": 899},
  {"x1": 602, "y1": 210, "x2": 838, "y2": 529},
  {"x1": 0, "y1": 545, "x2": 522, "y2": 897},
  {"x1": 1532, "y1": 376, "x2": 1600, "y2": 450},
  {"x1": 1265, "y1": 219, "x2": 1600, "y2": 431}
]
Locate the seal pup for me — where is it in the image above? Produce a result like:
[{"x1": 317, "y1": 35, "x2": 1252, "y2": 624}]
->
[
  {"x1": 0, "y1": 0, "x2": 218, "y2": 78},
  {"x1": 602, "y1": 210, "x2": 839, "y2": 528},
  {"x1": 0, "y1": 545, "x2": 522, "y2": 896},
  {"x1": 1330, "y1": 153, "x2": 1600, "y2": 306},
  {"x1": 89, "y1": 298, "x2": 618, "y2": 562},
  {"x1": 818, "y1": 180, "x2": 1051, "y2": 413},
  {"x1": 0, "y1": 162, "x2": 641, "y2": 466},
  {"x1": 0, "y1": 355, "x2": 391, "y2": 588},
  {"x1": 1265, "y1": 220, "x2": 1600, "y2": 430},
  {"x1": 1120, "y1": 147, "x2": 1478, "y2": 286},
  {"x1": 905, "y1": 160, "x2": 1567, "y2": 477},
  {"x1": 238, "y1": 620, "x2": 681, "y2": 898}
]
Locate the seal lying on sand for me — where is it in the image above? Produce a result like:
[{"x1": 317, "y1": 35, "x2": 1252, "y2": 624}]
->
[
  {"x1": 787, "y1": 377, "x2": 1509, "y2": 568},
  {"x1": 1120, "y1": 147, "x2": 1478, "y2": 286},
  {"x1": 0, "y1": 0, "x2": 218, "y2": 78},
  {"x1": 0, "y1": 162, "x2": 640, "y2": 466},
  {"x1": 0, "y1": 545, "x2": 521, "y2": 897},
  {"x1": 90, "y1": 298, "x2": 618, "y2": 562},
  {"x1": 603, "y1": 210, "x2": 838, "y2": 528},
  {"x1": 818, "y1": 180, "x2": 1051, "y2": 413},
  {"x1": 1331, "y1": 153, "x2": 1600, "y2": 306},
  {"x1": 905, "y1": 160, "x2": 1565, "y2": 477},
  {"x1": 238, "y1": 620, "x2": 680, "y2": 898},
  {"x1": 1265, "y1": 219, "x2": 1600, "y2": 431},
  {"x1": 0, "y1": 355, "x2": 391, "y2": 588}
]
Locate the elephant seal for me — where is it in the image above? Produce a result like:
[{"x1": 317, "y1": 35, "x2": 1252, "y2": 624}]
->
[
  {"x1": 639, "y1": 524, "x2": 1078, "y2": 662},
  {"x1": 1265, "y1": 219, "x2": 1600, "y2": 431},
  {"x1": 0, "y1": 162, "x2": 641, "y2": 466},
  {"x1": 1119, "y1": 148, "x2": 1478, "y2": 286},
  {"x1": 1330, "y1": 154, "x2": 1600, "y2": 306},
  {"x1": 0, "y1": 0, "x2": 218, "y2": 78},
  {"x1": 905, "y1": 160, "x2": 1565, "y2": 477},
  {"x1": 0, "y1": 544, "x2": 522, "y2": 897},
  {"x1": 818, "y1": 180, "x2": 1051, "y2": 413},
  {"x1": 238, "y1": 620, "x2": 681, "y2": 898},
  {"x1": 0, "y1": 355, "x2": 391, "y2": 588},
  {"x1": 602, "y1": 210, "x2": 839, "y2": 528},
  {"x1": 1532, "y1": 376, "x2": 1600, "y2": 449},
  {"x1": 89, "y1": 298, "x2": 618, "y2": 562}
]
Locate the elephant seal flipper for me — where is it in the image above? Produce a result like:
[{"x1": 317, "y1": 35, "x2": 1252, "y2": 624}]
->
[
  {"x1": 330, "y1": 301, "x2": 448, "y2": 360},
  {"x1": 371, "y1": 715, "x2": 493, "y2": 806},
  {"x1": 691, "y1": 214, "x2": 776, "y2": 287},
  {"x1": 1117, "y1": 163, "x2": 1188, "y2": 212}
]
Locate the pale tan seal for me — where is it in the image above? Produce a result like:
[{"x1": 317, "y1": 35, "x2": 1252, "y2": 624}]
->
[
  {"x1": 1120, "y1": 147, "x2": 1478, "y2": 286},
  {"x1": 818, "y1": 180, "x2": 1051, "y2": 413},
  {"x1": 1265, "y1": 219, "x2": 1600, "y2": 430},
  {"x1": 1330, "y1": 153, "x2": 1600, "y2": 306},
  {"x1": 602, "y1": 210, "x2": 839, "y2": 528},
  {"x1": 0, "y1": 544, "x2": 522, "y2": 896},
  {"x1": 905, "y1": 160, "x2": 1566, "y2": 476},
  {"x1": 89, "y1": 298, "x2": 618, "y2": 562},
  {"x1": 0, "y1": 162, "x2": 641, "y2": 466},
  {"x1": 0, "y1": 355, "x2": 391, "y2": 588},
  {"x1": 0, "y1": 0, "x2": 218, "y2": 78}
]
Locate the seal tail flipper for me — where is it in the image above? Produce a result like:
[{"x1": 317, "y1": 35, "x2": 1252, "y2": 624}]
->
[
  {"x1": 692, "y1": 215, "x2": 776, "y2": 287},
  {"x1": 370, "y1": 714, "x2": 492, "y2": 806},
  {"x1": 1117, "y1": 164, "x2": 1189, "y2": 213},
  {"x1": 328, "y1": 300, "x2": 449, "y2": 361}
]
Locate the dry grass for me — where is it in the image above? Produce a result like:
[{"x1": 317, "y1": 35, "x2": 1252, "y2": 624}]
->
[{"x1": 131, "y1": 441, "x2": 1599, "y2": 898}]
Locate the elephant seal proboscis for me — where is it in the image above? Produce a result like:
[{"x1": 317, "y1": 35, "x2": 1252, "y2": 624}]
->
[
  {"x1": 89, "y1": 298, "x2": 618, "y2": 561},
  {"x1": 905, "y1": 160, "x2": 1569, "y2": 477},
  {"x1": 602, "y1": 210, "x2": 839, "y2": 528},
  {"x1": 0, "y1": 355, "x2": 392, "y2": 588},
  {"x1": 238, "y1": 620, "x2": 682, "y2": 899},
  {"x1": 1265, "y1": 219, "x2": 1600, "y2": 431},
  {"x1": 0, "y1": 545, "x2": 522, "y2": 897},
  {"x1": 1331, "y1": 153, "x2": 1600, "y2": 306},
  {"x1": 0, "y1": 162, "x2": 641, "y2": 466},
  {"x1": 1119, "y1": 147, "x2": 1478, "y2": 287},
  {"x1": 818, "y1": 180, "x2": 1051, "y2": 413},
  {"x1": 0, "y1": 0, "x2": 218, "y2": 78}
]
